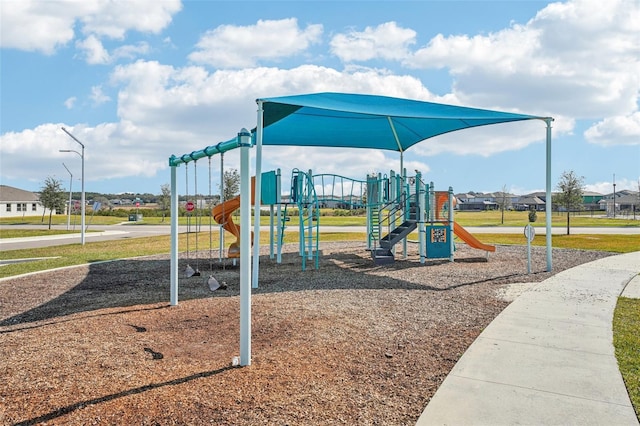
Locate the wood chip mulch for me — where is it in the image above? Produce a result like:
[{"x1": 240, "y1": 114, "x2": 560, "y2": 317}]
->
[{"x1": 0, "y1": 242, "x2": 611, "y2": 425}]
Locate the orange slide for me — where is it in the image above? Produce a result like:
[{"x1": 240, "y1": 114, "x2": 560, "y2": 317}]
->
[
  {"x1": 212, "y1": 177, "x2": 255, "y2": 258},
  {"x1": 452, "y1": 221, "x2": 496, "y2": 252},
  {"x1": 435, "y1": 191, "x2": 495, "y2": 253}
]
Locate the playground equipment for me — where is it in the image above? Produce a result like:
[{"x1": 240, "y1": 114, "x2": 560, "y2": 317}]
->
[
  {"x1": 280, "y1": 169, "x2": 320, "y2": 270},
  {"x1": 433, "y1": 190, "x2": 496, "y2": 253},
  {"x1": 212, "y1": 177, "x2": 256, "y2": 258},
  {"x1": 177, "y1": 156, "x2": 495, "y2": 273},
  {"x1": 367, "y1": 171, "x2": 495, "y2": 265},
  {"x1": 168, "y1": 92, "x2": 554, "y2": 370}
]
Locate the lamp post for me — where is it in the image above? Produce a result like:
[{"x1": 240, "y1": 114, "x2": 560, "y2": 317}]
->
[
  {"x1": 60, "y1": 127, "x2": 85, "y2": 245},
  {"x1": 62, "y1": 163, "x2": 73, "y2": 231},
  {"x1": 613, "y1": 173, "x2": 616, "y2": 219}
]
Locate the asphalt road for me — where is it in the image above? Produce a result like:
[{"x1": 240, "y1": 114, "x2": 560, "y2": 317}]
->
[{"x1": 1, "y1": 222, "x2": 638, "y2": 252}]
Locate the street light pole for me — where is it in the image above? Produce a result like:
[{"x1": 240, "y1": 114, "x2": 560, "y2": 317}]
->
[
  {"x1": 62, "y1": 163, "x2": 73, "y2": 231},
  {"x1": 60, "y1": 127, "x2": 85, "y2": 245},
  {"x1": 613, "y1": 173, "x2": 617, "y2": 219}
]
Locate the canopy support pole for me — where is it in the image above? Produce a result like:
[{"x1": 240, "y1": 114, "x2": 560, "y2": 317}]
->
[
  {"x1": 252, "y1": 101, "x2": 264, "y2": 289},
  {"x1": 219, "y1": 153, "x2": 224, "y2": 262},
  {"x1": 170, "y1": 164, "x2": 178, "y2": 306},
  {"x1": 545, "y1": 118, "x2": 553, "y2": 272},
  {"x1": 239, "y1": 128, "x2": 252, "y2": 366}
]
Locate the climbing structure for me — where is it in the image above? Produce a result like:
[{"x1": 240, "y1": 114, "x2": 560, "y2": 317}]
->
[{"x1": 280, "y1": 169, "x2": 320, "y2": 270}]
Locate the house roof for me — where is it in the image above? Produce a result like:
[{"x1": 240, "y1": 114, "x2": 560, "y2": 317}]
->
[
  {"x1": 518, "y1": 196, "x2": 546, "y2": 205},
  {"x1": 0, "y1": 185, "x2": 39, "y2": 202},
  {"x1": 257, "y1": 92, "x2": 547, "y2": 152}
]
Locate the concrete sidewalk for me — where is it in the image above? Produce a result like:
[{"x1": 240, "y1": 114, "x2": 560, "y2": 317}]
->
[{"x1": 417, "y1": 251, "x2": 640, "y2": 426}]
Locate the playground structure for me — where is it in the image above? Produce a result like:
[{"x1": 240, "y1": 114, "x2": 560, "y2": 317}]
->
[
  {"x1": 174, "y1": 153, "x2": 495, "y2": 270},
  {"x1": 168, "y1": 92, "x2": 554, "y2": 366}
]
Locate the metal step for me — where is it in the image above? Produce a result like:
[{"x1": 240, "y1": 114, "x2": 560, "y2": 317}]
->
[
  {"x1": 379, "y1": 220, "x2": 417, "y2": 249},
  {"x1": 371, "y1": 248, "x2": 395, "y2": 265}
]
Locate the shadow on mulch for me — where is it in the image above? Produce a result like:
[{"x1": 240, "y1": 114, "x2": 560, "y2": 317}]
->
[
  {"x1": 0, "y1": 247, "x2": 524, "y2": 328},
  {"x1": 15, "y1": 366, "x2": 235, "y2": 426}
]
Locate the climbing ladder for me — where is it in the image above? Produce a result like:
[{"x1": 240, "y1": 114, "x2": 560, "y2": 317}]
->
[{"x1": 281, "y1": 169, "x2": 320, "y2": 270}]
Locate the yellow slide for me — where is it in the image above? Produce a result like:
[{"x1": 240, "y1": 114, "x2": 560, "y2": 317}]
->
[{"x1": 212, "y1": 177, "x2": 255, "y2": 258}]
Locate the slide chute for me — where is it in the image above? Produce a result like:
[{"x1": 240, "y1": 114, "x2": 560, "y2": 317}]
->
[
  {"x1": 212, "y1": 177, "x2": 255, "y2": 258},
  {"x1": 435, "y1": 191, "x2": 495, "y2": 253}
]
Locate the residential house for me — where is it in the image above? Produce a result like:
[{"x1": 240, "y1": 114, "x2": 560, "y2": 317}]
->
[
  {"x1": 599, "y1": 190, "x2": 639, "y2": 216},
  {"x1": 514, "y1": 194, "x2": 546, "y2": 211},
  {"x1": 455, "y1": 192, "x2": 517, "y2": 211},
  {"x1": 0, "y1": 185, "x2": 47, "y2": 218},
  {"x1": 582, "y1": 191, "x2": 604, "y2": 211}
]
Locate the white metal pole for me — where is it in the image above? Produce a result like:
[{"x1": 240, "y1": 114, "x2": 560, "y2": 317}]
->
[
  {"x1": 269, "y1": 204, "x2": 274, "y2": 259},
  {"x1": 402, "y1": 167, "x2": 407, "y2": 259},
  {"x1": 418, "y1": 172, "x2": 425, "y2": 264},
  {"x1": 545, "y1": 118, "x2": 553, "y2": 272},
  {"x1": 307, "y1": 169, "x2": 313, "y2": 260},
  {"x1": 170, "y1": 164, "x2": 179, "y2": 306},
  {"x1": 81, "y1": 144, "x2": 85, "y2": 245},
  {"x1": 62, "y1": 163, "x2": 72, "y2": 231},
  {"x1": 219, "y1": 153, "x2": 224, "y2": 262},
  {"x1": 252, "y1": 101, "x2": 264, "y2": 289},
  {"x1": 239, "y1": 129, "x2": 252, "y2": 366},
  {"x1": 60, "y1": 127, "x2": 85, "y2": 245},
  {"x1": 449, "y1": 186, "x2": 455, "y2": 263},
  {"x1": 276, "y1": 169, "x2": 283, "y2": 263}
]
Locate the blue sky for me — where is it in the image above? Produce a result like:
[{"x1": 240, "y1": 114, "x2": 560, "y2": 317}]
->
[{"x1": 1, "y1": 0, "x2": 638, "y2": 197}]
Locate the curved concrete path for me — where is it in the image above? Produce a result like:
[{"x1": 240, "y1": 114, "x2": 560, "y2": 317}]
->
[{"x1": 417, "y1": 251, "x2": 640, "y2": 426}]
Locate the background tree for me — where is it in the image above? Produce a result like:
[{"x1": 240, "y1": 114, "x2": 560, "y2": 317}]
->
[
  {"x1": 39, "y1": 176, "x2": 66, "y2": 229},
  {"x1": 220, "y1": 169, "x2": 240, "y2": 201},
  {"x1": 497, "y1": 184, "x2": 511, "y2": 224},
  {"x1": 553, "y1": 170, "x2": 584, "y2": 235},
  {"x1": 92, "y1": 195, "x2": 109, "y2": 210},
  {"x1": 158, "y1": 183, "x2": 171, "y2": 222}
]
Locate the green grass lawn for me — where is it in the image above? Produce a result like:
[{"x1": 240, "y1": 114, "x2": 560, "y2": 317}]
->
[
  {"x1": 477, "y1": 233, "x2": 640, "y2": 253},
  {"x1": 0, "y1": 229, "x2": 84, "y2": 238},
  {"x1": 613, "y1": 296, "x2": 640, "y2": 418},
  {"x1": 2, "y1": 209, "x2": 638, "y2": 229}
]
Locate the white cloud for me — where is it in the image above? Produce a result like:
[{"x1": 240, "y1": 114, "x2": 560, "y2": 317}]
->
[
  {"x1": 2, "y1": 60, "x2": 558, "y2": 187},
  {"x1": 330, "y1": 21, "x2": 416, "y2": 62},
  {"x1": 585, "y1": 177, "x2": 640, "y2": 194},
  {"x1": 112, "y1": 42, "x2": 150, "y2": 61},
  {"x1": 584, "y1": 112, "x2": 640, "y2": 146},
  {"x1": 90, "y1": 85, "x2": 111, "y2": 105},
  {"x1": 64, "y1": 97, "x2": 77, "y2": 109},
  {"x1": 0, "y1": 0, "x2": 181, "y2": 58},
  {"x1": 189, "y1": 18, "x2": 323, "y2": 68},
  {"x1": 78, "y1": 1, "x2": 182, "y2": 39},
  {"x1": 0, "y1": 1, "x2": 77, "y2": 54},
  {"x1": 404, "y1": 0, "x2": 640, "y2": 120},
  {"x1": 76, "y1": 39, "x2": 150, "y2": 65},
  {"x1": 76, "y1": 35, "x2": 111, "y2": 64},
  {"x1": 0, "y1": 63, "x2": 444, "y2": 186},
  {"x1": 109, "y1": 61, "x2": 440, "y2": 132}
]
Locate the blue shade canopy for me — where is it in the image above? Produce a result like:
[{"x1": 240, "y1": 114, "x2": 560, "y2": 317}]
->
[{"x1": 258, "y1": 92, "x2": 547, "y2": 152}]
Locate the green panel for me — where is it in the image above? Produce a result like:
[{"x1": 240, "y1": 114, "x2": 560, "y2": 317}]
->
[
  {"x1": 261, "y1": 170, "x2": 277, "y2": 205},
  {"x1": 426, "y1": 225, "x2": 452, "y2": 259}
]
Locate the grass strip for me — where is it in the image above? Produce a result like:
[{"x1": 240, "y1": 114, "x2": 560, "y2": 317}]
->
[
  {"x1": 613, "y1": 296, "x2": 640, "y2": 419},
  {"x1": 0, "y1": 229, "x2": 94, "y2": 238},
  {"x1": 476, "y1": 233, "x2": 639, "y2": 253}
]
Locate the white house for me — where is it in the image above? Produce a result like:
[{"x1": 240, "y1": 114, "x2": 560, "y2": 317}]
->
[{"x1": 0, "y1": 185, "x2": 47, "y2": 218}]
